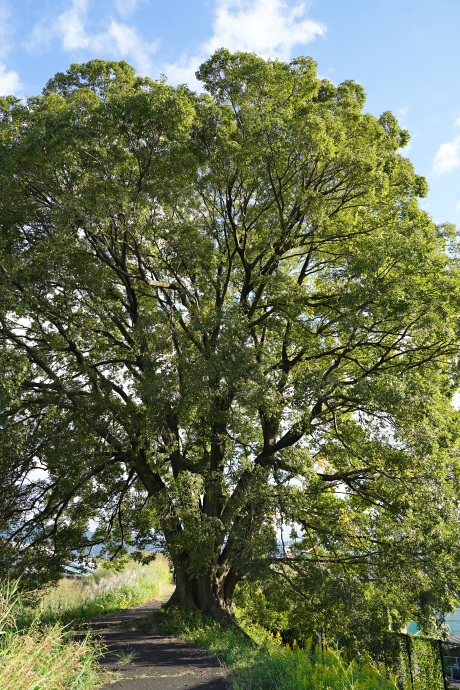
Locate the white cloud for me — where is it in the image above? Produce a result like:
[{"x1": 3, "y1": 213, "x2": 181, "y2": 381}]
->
[
  {"x1": 28, "y1": 0, "x2": 159, "y2": 74},
  {"x1": 433, "y1": 135, "x2": 460, "y2": 175},
  {"x1": 0, "y1": 62, "x2": 23, "y2": 96},
  {"x1": 27, "y1": 0, "x2": 325, "y2": 89},
  {"x1": 115, "y1": 0, "x2": 147, "y2": 19},
  {"x1": 205, "y1": 0, "x2": 325, "y2": 60},
  {"x1": 54, "y1": 0, "x2": 90, "y2": 51},
  {"x1": 162, "y1": 55, "x2": 203, "y2": 90},
  {"x1": 164, "y1": 0, "x2": 326, "y2": 89},
  {"x1": 104, "y1": 21, "x2": 159, "y2": 73}
]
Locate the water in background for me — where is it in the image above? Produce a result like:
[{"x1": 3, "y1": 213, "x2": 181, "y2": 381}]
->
[
  {"x1": 406, "y1": 608, "x2": 460, "y2": 635},
  {"x1": 445, "y1": 609, "x2": 460, "y2": 634}
]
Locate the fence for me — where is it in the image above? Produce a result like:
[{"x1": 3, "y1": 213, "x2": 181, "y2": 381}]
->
[
  {"x1": 373, "y1": 631, "x2": 448, "y2": 690},
  {"x1": 446, "y1": 654, "x2": 460, "y2": 683},
  {"x1": 276, "y1": 627, "x2": 450, "y2": 690}
]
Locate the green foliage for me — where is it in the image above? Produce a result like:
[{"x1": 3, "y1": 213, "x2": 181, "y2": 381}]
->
[
  {"x1": 234, "y1": 566, "x2": 449, "y2": 688},
  {"x1": 1, "y1": 50, "x2": 460, "y2": 622},
  {"x1": 235, "y1": 514, "x2": 460, "y2": 653},
  {"x1": 382, "y1": 633, "x2": 445, "y2": 690},
  {"x1": 232, "y1": 642, "x2": 399, "y2": 690},
  {"x1": 0, "y1": 581, "x2": 103, "y2": 689},
  {"x1": 38, "y1": 553, "x2": 173, "y2": 625},
  {"x1": 151, "y1": 604, "x2": 402, "y2": 689}
]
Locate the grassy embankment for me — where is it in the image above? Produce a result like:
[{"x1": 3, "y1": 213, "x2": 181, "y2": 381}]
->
[
  {"x1": 0, "y1": 579, "x2": 101, "y2": 690},
  {"x1": 39, "y1": 553, "x2": 173, "y2": 625},
  {"x1": 0, "y1": 554, "x2": 173, "y2": 690}
]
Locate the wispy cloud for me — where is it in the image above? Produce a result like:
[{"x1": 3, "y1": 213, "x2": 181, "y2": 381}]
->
[
  {"x1": 28, "y1": 0, "x2": 159, "y2": 74},
  {"x1": 26, "y1": 0, "x2": 325, "y2": 89},
  {"x1": 165, "y1": 0, "x2": 326, "y2": 89},
  {"x1": 433, "y1": 135, "x2": 460, "y2": 175},
  {"x1": 431, "y1": 115, "x2": 460, "y2": 175},
  {"x1": 0, "y1": 2, "x2": 25, "y2": 96},
  {"x1": 115, "y1": 0, "x2": 147, "y2": 19},
  {"x1": 0, "y1": 62, "x2": 23, "y2": 95}
]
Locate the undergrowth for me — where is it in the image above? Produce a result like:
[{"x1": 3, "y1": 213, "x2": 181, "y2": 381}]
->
[
  {"x1": 0, "y1": 559, "x2": 412, "y2": 690},
  {"x1": 148, "y1": 604, "x2": 403, "y2": 690},
  {"x1": 0, "y1": 580, "x2": 102, "y2": 690},
  {"x1": 39, "y1": 553, "x2": 173, "y2": 625},
  {"x1": 0, "y1": 554, "x2": 173, "y2": 689}
]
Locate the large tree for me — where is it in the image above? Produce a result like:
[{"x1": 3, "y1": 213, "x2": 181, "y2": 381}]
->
[{"x1": 1, "y1": 51, "x2": 460, "y2": 621}]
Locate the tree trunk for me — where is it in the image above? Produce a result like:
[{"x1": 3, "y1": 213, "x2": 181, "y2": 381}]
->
[{"x1": 168, "y1": 565, "x2": 239, "y2": 622}]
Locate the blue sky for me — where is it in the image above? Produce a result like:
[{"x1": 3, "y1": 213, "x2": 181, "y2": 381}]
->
[{"x1": 1, "y1": 0, "x2": 459, "y2": 225}]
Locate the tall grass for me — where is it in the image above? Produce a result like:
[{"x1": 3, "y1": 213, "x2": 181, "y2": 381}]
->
[
  {"x1": 154, "y1": 604, "x2": 261, "y2": 669},
  {"x1": 39, "y1": 553, "x2": 173, "y2": 625},
  {"x1": 0, "y1": 580, "x2": 101, "y2": 690},
  {"x1": 232, "y1": 637, "x2": 400, "y2": 690},
  {"x1": 0, "y1": 554, "x2": 173, "y2": 689}
]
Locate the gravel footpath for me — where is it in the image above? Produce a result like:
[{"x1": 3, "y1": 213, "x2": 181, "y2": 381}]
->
[{"x1": 77, "y1": 596, "x2": 231, "y2": 690}]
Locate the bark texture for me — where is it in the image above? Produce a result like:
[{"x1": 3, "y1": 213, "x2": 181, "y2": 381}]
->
[{"x1": 168, "y1": 565, "x2": 239, "y2": 622}]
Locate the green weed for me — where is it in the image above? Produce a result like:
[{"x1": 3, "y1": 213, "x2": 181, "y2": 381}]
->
[
  {"x1": 38, "y1": 553, "x2": 173, "y2": 625},
  {"x1": 0, "y1": 580, "x2": 102, "y2": 690},
  {"x1": 150, "y1": 605, "x2": 404, "y2": 690},
  {"x1": 0, "y1": 554, "x2": 173, "y2": 689},
  {"x1": 115, "y1": 645, "x2": 138, "y2": 665}
]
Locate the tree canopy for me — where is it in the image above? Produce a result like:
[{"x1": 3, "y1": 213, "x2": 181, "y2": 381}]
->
[{"x1": 1, "y1": 51, "x2": 460, "y2": 623}]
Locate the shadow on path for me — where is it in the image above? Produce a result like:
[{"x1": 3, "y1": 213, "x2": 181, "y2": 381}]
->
[{"x1": 77, "y1": 595, "x2": 231, "y2": 690}]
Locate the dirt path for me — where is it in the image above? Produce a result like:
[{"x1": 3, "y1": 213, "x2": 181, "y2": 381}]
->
[{"x1": 78, "y1": 596, "x2": 231, "y2": 690}]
